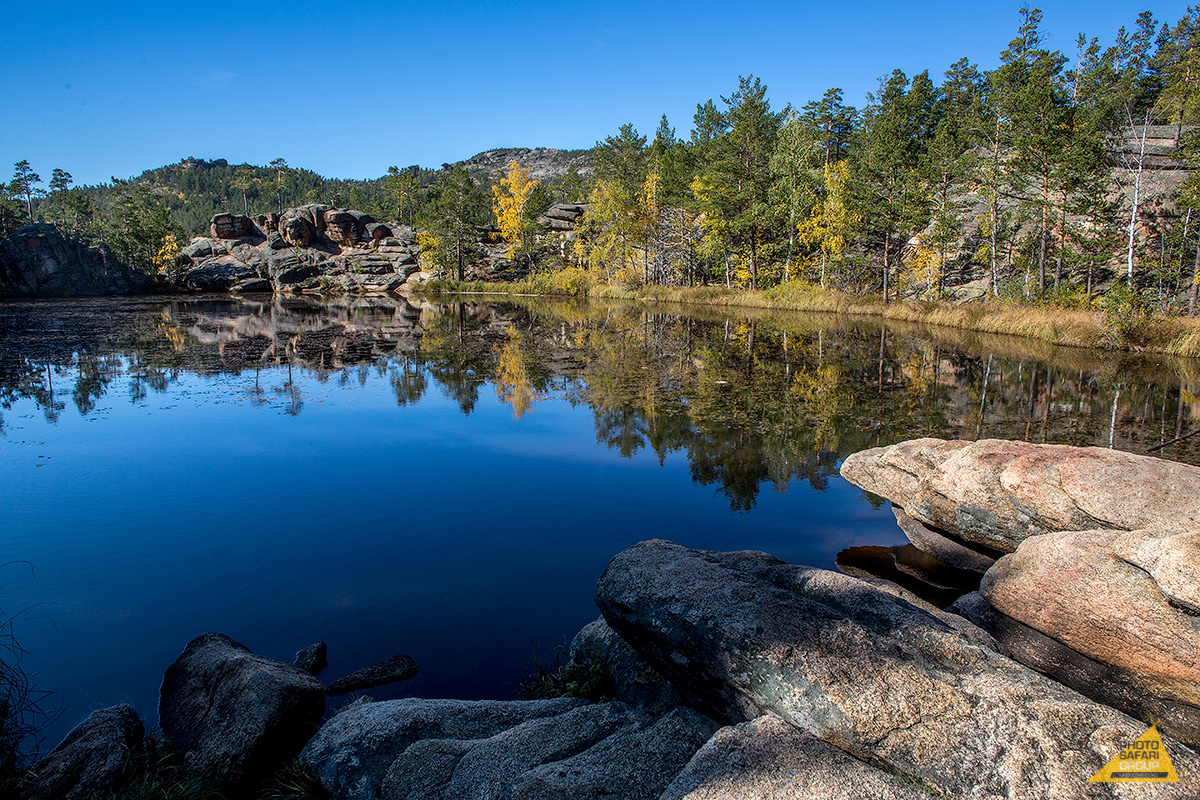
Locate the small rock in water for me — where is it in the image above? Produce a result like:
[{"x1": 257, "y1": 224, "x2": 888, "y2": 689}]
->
[
  {"x1": 294, "y1": 641, "x2": 328, "y2": 676},
  {"x1": 327, "y1": 653, "x2": 418, "y2": 695}
]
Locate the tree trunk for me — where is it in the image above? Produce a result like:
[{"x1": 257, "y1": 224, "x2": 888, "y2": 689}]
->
[
  {"x1": 1190, "y1": 237, "x2": 1200, "y2": 316},
  {"x1": 1127, "y1": 116, "x2": 1149, "y2": 283},
  {"x1": 748, "y1": 229, "x2": 758, "y2": 291},
  {"x1": 882, "y1": 232, "x2": 890, "y2": 303}
]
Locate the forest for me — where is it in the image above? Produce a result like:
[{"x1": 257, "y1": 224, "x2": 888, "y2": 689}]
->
[{"x1": 6, "y1": 6, "x2": 1200, "y2": 316}]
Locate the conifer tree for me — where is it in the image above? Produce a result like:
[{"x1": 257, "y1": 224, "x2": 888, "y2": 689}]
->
[
  {"x1": 9, "y1": 161, "x2": 42, "y2": 224},
  {"x1": 692, "y1": 75, "x2": 785, "y2": 290}
]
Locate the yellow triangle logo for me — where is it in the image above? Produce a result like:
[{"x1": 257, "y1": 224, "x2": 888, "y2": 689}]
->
[{"x1": 1089, "y1": 724, "x2": 1179, "y2": 783}]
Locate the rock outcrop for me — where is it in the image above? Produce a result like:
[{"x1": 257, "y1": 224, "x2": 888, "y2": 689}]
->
[
  {"x1": 594, "y1": 539, "x2": 1199, "y2": 799},
  {"x1": 0, "y1": 223, "x2": 156, "y2": 298},
  {"x1": 294, "y1": 641, "x2": 328, "y2": 676},
  {"x1": 158, "y1": 633, "x2": 327, "y2": 795},
  {"x1": 176, "y1": 207, "x2": 423, "y2": 294},
  {"x1": 300, "y1": 695, "x2": 720, "y2": 800},
  {"x1": 174, "y1": 199, "x2": 586, "y2": 294},
  {"x1": 840, "y1": 437, "x2": 1200, "y2": 551},
  {"x1": 18, "y1": 705, "x2": 144, "y2": 800},
  {"x1": 326, "y1": 653, "x2": 418, "y2": 695},
  {"x1": 971, "y1": 528, "x2": 1200, "y2": 746}
]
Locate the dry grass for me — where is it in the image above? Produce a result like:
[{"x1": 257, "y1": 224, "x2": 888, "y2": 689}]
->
[{"x1": 421, "y1": 279, "x2": 1200, "y2": 358}]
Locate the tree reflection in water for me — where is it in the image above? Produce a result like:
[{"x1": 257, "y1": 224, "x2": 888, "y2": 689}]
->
[{"x1": 1, "y1": 294, "x2": 1197, "y2": 512}]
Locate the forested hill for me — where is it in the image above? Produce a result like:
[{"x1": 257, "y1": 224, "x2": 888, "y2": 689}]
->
[
  {"x1": 83, "y1": 159, "x2": 401, "y2": 238},
  {"x1": 79, "y1": 148, "x2": 591, "y2": 238}
]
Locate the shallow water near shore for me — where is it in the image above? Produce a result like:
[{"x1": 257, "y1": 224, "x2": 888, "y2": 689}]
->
[{"x1": 2, "y1": 293, "x2": 1197, "y2": 750}]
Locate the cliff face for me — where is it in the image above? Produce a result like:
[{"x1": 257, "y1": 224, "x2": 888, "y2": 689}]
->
[{"x1": 0, "y1": 224, "x2": 156, "y2": 299}]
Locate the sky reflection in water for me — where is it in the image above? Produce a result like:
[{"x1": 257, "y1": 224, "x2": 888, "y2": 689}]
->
[{"x1": 1, "y1": 294, "x2": 1195, "y2": 748}]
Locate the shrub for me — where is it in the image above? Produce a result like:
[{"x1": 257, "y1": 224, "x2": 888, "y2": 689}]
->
[
  {"x1": 519, "y1": 645, "x2": 614, "y2": 703},
  {"x1": 1101, "y1": 282, "x2": 1150, "y2": 346}
]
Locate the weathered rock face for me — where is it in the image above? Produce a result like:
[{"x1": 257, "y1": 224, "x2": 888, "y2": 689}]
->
[
  {"x1": 569, "y1": 616, "x2": 681, "y2": 713},
  {"x1": 18, "y1": 705, "x2": 144, "y2": 800},
  {"x1": 210, "y1": 213, "x2": 257, "y2": 239},
  {"x1": 299, "y1": 697, "x2": 585, "y2": 799},
  {"x1": 280, "y1": 214, "x2": 315, "y2": 246},
  {"x1": 977, "y1": 528, "x2": 1200, "y2": 746},
  {"x1": 0, "y1": 224, "x2": 156, "y2": 298},
  {"x1": 891, "y1": 507, "x2": 996, "y2": 573},
  {"x1": 840, "y1": 437, "x2": 1200, "y2": 551},
  {"x1": 180, "y1": 256, "x2": 258, "y2": 292},
  {"x1": 422, "y1": 703, "x2": 643, "y2": 800},
  {"x1": 176, "y1": 204, "x2": 424, "y2": 295},
  {"x1": 538, "y1": 202, "x2": 586, "y2": 231},
  {"x1": 294, "y1": 641, "x2": 328, "y2": 676},
  {"x1": 158, "y1": 633, "x2": 327, "y2": 795},
  {"x1": 595, "y1": 539, "x2": 1199, "y2": 799},
  {"x1": 660, "y1": 714, "x2": 928, "y2": 800},
  {"x1": 496, "y1": 706, "x2": 718, "y2": 800}
]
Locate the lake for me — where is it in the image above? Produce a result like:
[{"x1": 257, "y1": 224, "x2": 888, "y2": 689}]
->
[{"x1": 2, "y1": 293, "x2": 1196, "y2": 751}]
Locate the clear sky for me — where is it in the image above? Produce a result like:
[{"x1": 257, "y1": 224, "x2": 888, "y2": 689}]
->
[{"x1": 2, "y1": 1, "x2": 1192, "y2": 186}]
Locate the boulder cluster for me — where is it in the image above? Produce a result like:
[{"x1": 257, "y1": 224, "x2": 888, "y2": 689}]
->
[
  {"x1": 16, "y1": 634, "x2": 418, "y2": 800},
  {"x1": 841, "y1": 438, "x2": 1200, "y2": 749},
  {"x1": 176, "y1": 207, "x2": 427, "y2": 295},
  {"x1": 18, "y1": 437, "x2": 1200, "y2": 799},
  {"x1": 176, "y1": 202, "x2": 587, "y2": 296}
]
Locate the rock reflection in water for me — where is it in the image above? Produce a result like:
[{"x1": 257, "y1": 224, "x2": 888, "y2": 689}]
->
[{"x1": 1, "y1": 293, "x2": 1198, "y2": 516}]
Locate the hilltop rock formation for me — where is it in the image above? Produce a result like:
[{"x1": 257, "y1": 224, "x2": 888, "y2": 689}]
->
[
  {"x1": 0, "y1": 223, "x2": 157, "y2": 298},
  {"x1": 460, "y1": 147, "x2": 592, "y2": 182}
]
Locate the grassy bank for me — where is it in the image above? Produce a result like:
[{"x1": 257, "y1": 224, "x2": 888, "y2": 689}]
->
[{"x1": 422, "y1": 276, "x2": 1200, "y2": 359}]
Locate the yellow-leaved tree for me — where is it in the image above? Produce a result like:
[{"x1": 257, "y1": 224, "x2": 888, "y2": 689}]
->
[
  {"x1": 151, "y1": 234, "x2": 180, "y2": 276},
  {"x1": 492, "y1": 161, "x2": 540, "y2": 267},
  {"x1": 797, "y1": 161, "x2": 855, "y2": 288}
]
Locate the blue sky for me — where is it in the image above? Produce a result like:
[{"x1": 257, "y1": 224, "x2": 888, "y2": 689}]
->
[{"x1": 2, "y1": 1, "x2": 1192, "y2": 186}]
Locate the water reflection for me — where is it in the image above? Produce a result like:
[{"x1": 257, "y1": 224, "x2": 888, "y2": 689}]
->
[{"x1": 1, "y1": 294, "x2": 1197, "y2": 512}]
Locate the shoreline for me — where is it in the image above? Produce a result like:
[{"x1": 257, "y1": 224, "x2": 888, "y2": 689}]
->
[{"x1": 417, "y1": 279, "x2": 1200, "y2": 359}]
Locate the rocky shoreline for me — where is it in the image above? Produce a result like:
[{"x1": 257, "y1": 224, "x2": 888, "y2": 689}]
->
[
  {"x1": 15, "y1": 438, "x2": 1200, "y2": 799},
  {"x1": 0, "y1": 202, "x2": 587, "y2": 299}
]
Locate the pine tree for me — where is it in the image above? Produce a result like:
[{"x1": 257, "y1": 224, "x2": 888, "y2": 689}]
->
[
  {"x1": 692, "y1": 75, "x2": 785, "y2": 290},
  {"x1": 420, "y1": 165, "x2": 486, "y2": 281},
  {"x1": 851, "y1": 70, "x2": 929, "y2": 300},
  {"x1": 9, "y1": 161, "x2": 42, "y2": 224}
]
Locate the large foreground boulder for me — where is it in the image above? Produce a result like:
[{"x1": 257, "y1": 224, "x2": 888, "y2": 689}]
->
[
  {"x1": 840, "y1": 438, "x2": 1200, "y2": 551},
  {"x1": 0, "y1": 223, "x2": 156, "y2": 298},
  {"x1": 974, "y1": 528, "x2": 1200, "y2": 746},
  {"x1": 660, "y1": 714, "x2": 928, "y2": 800},
  {"x1": 595, "y1": 539, "x2": 1199, "y2": 799},
  {"x1": 18, "y1": 704, "x2": 144, "y2": 800},
  {"x1": 300, "y1": 697, "x2": 585, "y2": 798},
  {"x1": 493, "y1": 706, "x2": 718, "y2": 800},
  {"x1": 158, "y1": 633, "x2": 327, "y2": 794}
]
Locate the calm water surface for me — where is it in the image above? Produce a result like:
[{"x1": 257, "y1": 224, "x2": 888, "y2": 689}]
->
[{"x1": 2, "y1": 294, "x2": 1197, "y2": 749}]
